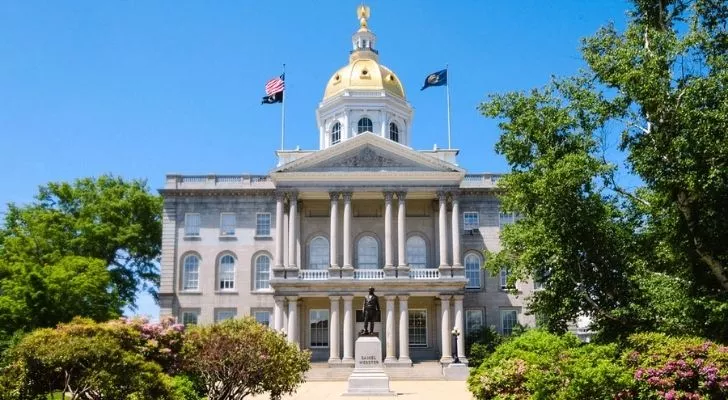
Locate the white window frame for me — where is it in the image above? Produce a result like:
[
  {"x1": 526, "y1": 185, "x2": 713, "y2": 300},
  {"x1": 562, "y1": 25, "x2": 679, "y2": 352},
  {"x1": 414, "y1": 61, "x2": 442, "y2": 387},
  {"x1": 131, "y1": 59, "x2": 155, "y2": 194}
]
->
[
  {"x1": 254, "y1": 254, "x2": 271, "y2": 290},
  {"x1": 218, "y1": 254, "x2": 235, "y2": 291},
  {"x1": 357, "y1": 117, "x2": 373, "y2": 134},
  {"x1": 389, "y1": 122, "x2": 399, "y2": 142},
  {"x1": 182, "y1": 255, "x2": 200, "y2": 291},
  {"x1": 465, "y1": 253, "x2": 482, "y2": 289},
  {"x1": 309, "y1": 309, "x2": 329, "y2": 348},
  {"x1": 500, "y1": 309, "x2": 519, "y2": 335},
  {"x1": 184, "y1": 213, "x2": 201, "y2": 237},
  {"x1": 220, "y1": 212, "x2": 236, "y2": 236},
  {"x1": 331, "y1": 122, "x2": 341, "y2": 145},
  {"x1": 308, "y1": 236, "x2": 330, "y2": 270},
  {"x1": 465, "y1": 309, "x2": 485, "y2": 336},
  {"x1": 256, "y1": 213, "x2": 271, "y2": 237},
  {"x1": 215, "y1": 308, "x2": 237, "y2": 323},
  {"x1": 499, "y1": 268, "x2": 510, "y2": 290},
  {"x1": 499, "y1": 212, "x2": 520, "y2": 228},
  {"x1": 463, "y1": 212, "x2": 479, "y2": 231},
  {"x1": 253, "y1": 310, "x2": 271, "y2": 326},
  {"x1": 181, "y1": 310, "x2": 199, "y2": 326},
  {"x1": 408, "y1": 309, "x2": 427, "y2": 347},
  {"x1": 356, "y1": 235, "x2": 379, "y2": 270},
  {"x1": 406, "y1": 235, "x2": 427, "y2": 269}
]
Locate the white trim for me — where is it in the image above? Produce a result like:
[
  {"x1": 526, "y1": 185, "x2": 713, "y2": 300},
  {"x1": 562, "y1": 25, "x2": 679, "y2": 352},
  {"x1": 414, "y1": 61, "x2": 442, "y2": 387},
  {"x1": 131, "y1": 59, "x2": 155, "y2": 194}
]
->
[
  {"x1": 408, "y1": 308, "x2": 428, "y2": 347},
  {"x1": 214, "y1": 308, "x2": 237, "y2": 323},
  {"x1": 256, "y1": 213, "x2": 272, "y2": 237},
  {"x1": 219, "y1": 212, "x2": 236, "y2": 236},
  {"x1": 184, "y1": 213, "x2": 201, "y2": 237},
  {"x1": 500, "y1": 308, "x2": 519, "y2": 335},
  {"x1": 309, "y1": 309, "x2": 330, "y2": 348}
]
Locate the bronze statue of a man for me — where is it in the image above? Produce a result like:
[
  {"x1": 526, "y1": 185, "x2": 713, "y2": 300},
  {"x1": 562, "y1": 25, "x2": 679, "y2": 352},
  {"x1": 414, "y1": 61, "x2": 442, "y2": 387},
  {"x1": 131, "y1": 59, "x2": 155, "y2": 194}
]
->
[{"x1": 362, "y1": 287, "x2": 380, "y2": 335}]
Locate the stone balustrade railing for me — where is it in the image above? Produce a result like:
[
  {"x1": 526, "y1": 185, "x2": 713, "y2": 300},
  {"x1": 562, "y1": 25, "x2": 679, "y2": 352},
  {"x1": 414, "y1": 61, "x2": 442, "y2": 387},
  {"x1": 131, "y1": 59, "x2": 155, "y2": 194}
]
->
[
  {"x1": 164, "y1": 174, "x2": 275, "y2": 190},
  {"x1": 409, "y1": 269, "x2": 440, "y2": 279},
  {"x1": 298, "y1": 270, "x2": 329, "y2": 280},
  {"x1": 460, "y1": 174, "x2": 502, "y2": 188},
  {"x1": 352, "y1": 269, "x2": 386, "y2": 280}
]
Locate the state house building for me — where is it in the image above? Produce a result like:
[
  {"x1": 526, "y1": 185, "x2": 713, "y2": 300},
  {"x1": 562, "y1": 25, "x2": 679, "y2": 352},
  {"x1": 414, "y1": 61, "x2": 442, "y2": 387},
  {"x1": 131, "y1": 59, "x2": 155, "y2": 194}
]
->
[{"x1": 159, "y1": 6, "x2": 535, "y2": 366}]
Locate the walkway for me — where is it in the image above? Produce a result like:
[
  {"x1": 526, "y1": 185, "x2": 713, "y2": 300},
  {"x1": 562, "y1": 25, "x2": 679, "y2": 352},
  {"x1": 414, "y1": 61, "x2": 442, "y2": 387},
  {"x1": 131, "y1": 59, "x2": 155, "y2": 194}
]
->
[{"x1": 250, "y1": 380, "x2": 474, "y2": 400}]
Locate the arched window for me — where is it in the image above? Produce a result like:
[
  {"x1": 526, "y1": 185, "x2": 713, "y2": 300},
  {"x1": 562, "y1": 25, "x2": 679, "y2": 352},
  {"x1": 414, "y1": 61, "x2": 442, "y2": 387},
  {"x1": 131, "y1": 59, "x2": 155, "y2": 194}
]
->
[
  {"x1": 182, "y1": 255, "x2": 200, "y2": 291},
  {"x1": 331, "y1": 122, "x2": 341, "y2": 145},
  {"x1": 406, "y1": 236, "x2": 426, "y2": 268},
  {"x1": 357, "y1": 117, "x2": 373, "y2": 134},
  {"x1": 218, "y1": 254, "x2": 235, "y2": 290},
  {"x1": 389, "y1": 122, "x2": 400, "y2": 142},
  {"x1": 254, "y1": 254, "x2": 271, "y2": 290},
  {"x1": 465, "y1": 253, "x2": 482, "y2": 289},
  {"x1": 309, "y1": 236, "x2": 330, "y2": 270},
  {"x1": 357, "y1": 236, "x2": 379, "y2": 269}
]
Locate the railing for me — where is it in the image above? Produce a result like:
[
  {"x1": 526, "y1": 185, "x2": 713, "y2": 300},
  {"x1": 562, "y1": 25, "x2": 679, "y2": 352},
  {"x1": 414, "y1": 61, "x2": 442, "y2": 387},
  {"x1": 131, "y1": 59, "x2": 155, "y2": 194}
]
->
[
  {"x1": 353, "y1": 270, "x2": 385, "y2": 280},
  {"x1": 298, "y1": 270, "x2": 329, "y2": 281},
  {"x1": 409, "y1": 269, "x2": 440, "y2": 279},
  {"x1": 461, "y1": 174, "x2": 502, "y2": 188},
  {"x1": 166, "y1": 174, "x2": 274, "y2": 189}
]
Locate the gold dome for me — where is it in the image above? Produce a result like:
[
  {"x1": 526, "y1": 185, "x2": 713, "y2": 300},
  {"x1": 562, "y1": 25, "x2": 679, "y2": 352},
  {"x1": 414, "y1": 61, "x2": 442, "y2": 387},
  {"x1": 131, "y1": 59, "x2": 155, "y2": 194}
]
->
[{"x1": 323, "y1": 59, "x2": 405, "y2": 100}]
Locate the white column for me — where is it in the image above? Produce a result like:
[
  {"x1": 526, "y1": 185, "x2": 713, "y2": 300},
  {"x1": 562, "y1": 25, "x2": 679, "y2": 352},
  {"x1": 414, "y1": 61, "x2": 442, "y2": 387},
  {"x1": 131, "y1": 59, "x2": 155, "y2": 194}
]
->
[
  {"x1": 440, "y1": 295, "x2": 452, "y2": 363},
  {"x1": 330, "y1": 193, "x2": 340, "y2": 268},
  {"x1": 384, "y1": 295, "x2": 397, "y2": 363},
  {"x1": 287, "y1": 296, "x2": 299, "y2": 347},
  {"x1": 453, "y1": 295, "x2": 466, "y2": 362},
  {"x1": 329, "y1": 296, "x2": 341, "y2": 363},
  {"x1": 384, "y1": 192, "x2": 394, "y2": 268},
  {"x1": 398, "y1": 295, "x2": 411, "y2": 364},
  {"x1": 343, "y1": 193, "x2": 353, "y2": 269},
  {"x1": 397, "y1": 192, "x2": 407, "y2": 268},
  {"x1": 438, "y1": 192, "x2": 449, "y2": 268},
  {"x1": 342, "y1": 296, "x2": 354, "y2": 363},
  {"x1": 288, "y1": 193, "x2": 298, "y2": 268},
  {"x1": 451, "y1": 194, "x2": 462, "y2": 267},
  {"x1": 282, "y1": 298, "x2": 289, "y2": 335},
  {"x1": 274, "y1": 193, "x2": 285, "y2": 268},
  {"x1": 273, "y1": 296, "x2": 285, "y2": 331}
]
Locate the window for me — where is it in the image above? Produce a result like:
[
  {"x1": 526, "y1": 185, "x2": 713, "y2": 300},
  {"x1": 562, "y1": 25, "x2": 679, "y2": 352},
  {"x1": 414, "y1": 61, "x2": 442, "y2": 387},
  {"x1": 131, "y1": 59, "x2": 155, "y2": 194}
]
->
[
  {"x1": 256, "y1": 213, "x2": 271, "y2": 237},
  {"x1": 533, "y1": 267, "x2": 549, "y2": 290},
  {"x1": 389, "y1": 122, "x2": 399, "y2": 142},
  {"x1": 501, "y1": 309, "x2": 518, "y2": 335},
  {"x1": 309, "y1": 236, "x2": 330, "y2": 270},
  {"x1": 357, "y1": 117, "x2": 373, "y2": 134},
  {"x1": 499, "y1": 268, "x2": 510, "y2": 290},
  {"x1": 220, "y1": 213, "x2": 236, "y2": 236},
  {"x1": 254, "y1": 254, "x2": 271, "y2": 290},
  {"x1": 218, "y1": 254, "x2": 235, "y2": 290},
  {"x1": 409, "y1": 309, "x2": 427, "y2": 347},
  {"x1": 254, "y1": 310, "x2": 271, "y2": 326},
  {"x1": 465, "y1": 253, "x2": 482, "y2": 289},
  {"x1": 181, "y1": 311, "x2": 198, "y2": 326},
  {"x1": 466, "y1": 309, "x2": 484, "y2": 336},
  {"x1": 185, "y1": 213, "x2": 201, "y2": 236},
  {"x1": 215, "y1": 309, "x2": 236, "y2": 323},
  {"x1": 357, "y1": 236, "x2": 379, "y2": 269},
  {"x1": 310, "y1": 309, "x2": 329, "y2": 348},
  {"x1": 182, "y1": 255, "x2": 200, "y2": 291},
  {"x1": 499, "y1": 212, "x2": 520, "y2": 228},
  {"x1": 331, "y1": 122, "x2": 341, "y2": 144},
  {"x1": 406, "y1": 236, "x2": 426, "y2": 268},
  {"x1": 463, "y1": 212, "x2": 479, "y2": 231}
]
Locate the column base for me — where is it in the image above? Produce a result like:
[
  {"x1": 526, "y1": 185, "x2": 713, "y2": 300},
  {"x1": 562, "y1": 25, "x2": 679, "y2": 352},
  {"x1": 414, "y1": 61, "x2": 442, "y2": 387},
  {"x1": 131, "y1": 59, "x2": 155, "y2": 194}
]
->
[
  {"x1": 286, "y1": 268, "x2": 299, "y2": 279},
  {"x1": 383, "y1": 266, "x2": 397, "y2": 278},
  {"x1": 438, "y1": 266, "x2": 452, "y2": 278},
  {"x1": 385, "y1": 358, "x2": 412, "y2": 367},
  {"x1": 341, "y1": 357, "x2": 355, "y2": 367},
  {"x1": 328, "y1": 358, "x2": 342, "y2": 365},
  {"x1": 396, "y1": 266, "x2": 410, "y2": 279},
  {"x1": 328, "y1": 267, "x2": 342, "y2": 279},
  {"x1": 439, "y1": 356, "x2": 454, "y2": 365},
  {"x1": 341, "y1": 267, "x2": 354, "y2": 279}
]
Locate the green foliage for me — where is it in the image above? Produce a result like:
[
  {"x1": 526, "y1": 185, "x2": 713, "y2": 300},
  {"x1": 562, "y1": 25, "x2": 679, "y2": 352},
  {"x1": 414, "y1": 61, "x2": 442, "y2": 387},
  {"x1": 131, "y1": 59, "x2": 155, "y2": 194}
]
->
[
  {"x1": 0, "y1": 175, "x2": 163, "y2": 310},
  {"x1": 467, "y1": 327, "x2": 503, "y2": 367},
  {"x1": 468, "y1": 330, "x2": 634, "y2": 399},
  {"x1": 182, "y1": 317, "x2": 311, "y2": 400},
  {"x1": 482, "y1": 0, "x2": 728, "y2": 341},
  {"x1": 167, "y1": 375, "x2": 204, "y2": 400}
]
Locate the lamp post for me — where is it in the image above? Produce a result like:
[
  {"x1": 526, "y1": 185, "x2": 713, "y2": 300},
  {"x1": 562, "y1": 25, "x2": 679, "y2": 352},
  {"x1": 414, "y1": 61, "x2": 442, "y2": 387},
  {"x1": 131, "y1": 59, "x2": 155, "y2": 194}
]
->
[{"x1": 451, "y1": 326, "x2": 461, "y2": 364}]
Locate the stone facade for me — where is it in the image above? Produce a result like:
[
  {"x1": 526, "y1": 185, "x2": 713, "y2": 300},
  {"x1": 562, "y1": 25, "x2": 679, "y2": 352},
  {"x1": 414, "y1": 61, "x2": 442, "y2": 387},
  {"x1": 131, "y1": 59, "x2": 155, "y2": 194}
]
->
[{"x1": 158, "y1": 5, "x2": 535, "y2": 367}]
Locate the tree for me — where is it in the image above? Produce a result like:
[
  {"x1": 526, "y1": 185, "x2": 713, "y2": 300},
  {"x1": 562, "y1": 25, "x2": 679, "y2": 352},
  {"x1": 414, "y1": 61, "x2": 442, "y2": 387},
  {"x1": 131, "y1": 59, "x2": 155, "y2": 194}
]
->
[
  {"x1": 0, "y1": 175, "x2": 162, "y2": 313},
  {"x1": 482, "y1": 0, "x2": 728, "y2": 341},
  {"x1": 182, "y1": 318, "x2": 311, "y2": 400}
]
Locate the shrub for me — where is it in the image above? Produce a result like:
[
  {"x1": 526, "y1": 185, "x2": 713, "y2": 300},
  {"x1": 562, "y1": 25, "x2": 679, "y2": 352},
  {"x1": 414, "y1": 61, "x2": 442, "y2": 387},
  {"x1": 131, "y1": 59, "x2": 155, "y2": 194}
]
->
[
  {"x1": 467, "y1": 326, "x2": 503, "y2": 367},
  {"x1": 183, "y1": 317, "x2": 311, "y2": 400}
]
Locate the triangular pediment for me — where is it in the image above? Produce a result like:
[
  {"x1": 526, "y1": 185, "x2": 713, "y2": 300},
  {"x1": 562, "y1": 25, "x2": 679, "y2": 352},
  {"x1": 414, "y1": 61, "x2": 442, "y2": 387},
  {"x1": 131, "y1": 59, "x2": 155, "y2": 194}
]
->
[{"x1": 273, "y1": 133, "x2": 463, "y2": 174}]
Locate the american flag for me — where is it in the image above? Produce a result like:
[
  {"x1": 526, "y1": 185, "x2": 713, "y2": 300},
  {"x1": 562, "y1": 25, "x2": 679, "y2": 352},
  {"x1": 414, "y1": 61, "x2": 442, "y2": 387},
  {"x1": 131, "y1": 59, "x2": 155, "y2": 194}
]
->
[{"x1": 265, "y1": 74, "x2": 285, "y2": 95}]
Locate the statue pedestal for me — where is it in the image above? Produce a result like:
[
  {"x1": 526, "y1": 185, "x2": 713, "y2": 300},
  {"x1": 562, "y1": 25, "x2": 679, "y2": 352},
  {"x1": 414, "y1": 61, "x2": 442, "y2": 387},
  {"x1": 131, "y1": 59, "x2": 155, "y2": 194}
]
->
[
  {"x1": 343, "y1": 336, "x2": 394, "y2": 396},
  {"x1": 443, "y1": 362, "x2": 469, "y2": 381}
]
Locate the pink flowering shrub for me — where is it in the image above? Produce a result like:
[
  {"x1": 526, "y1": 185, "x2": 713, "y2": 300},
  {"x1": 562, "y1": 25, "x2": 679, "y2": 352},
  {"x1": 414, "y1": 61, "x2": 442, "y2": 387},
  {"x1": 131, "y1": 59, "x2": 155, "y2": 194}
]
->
[
  {"x1": 623, "y1": 333, "x2": 728, "y2": 400},
  {"x1": 113, "y1": 316, "x2": 186, "y2": 374}
]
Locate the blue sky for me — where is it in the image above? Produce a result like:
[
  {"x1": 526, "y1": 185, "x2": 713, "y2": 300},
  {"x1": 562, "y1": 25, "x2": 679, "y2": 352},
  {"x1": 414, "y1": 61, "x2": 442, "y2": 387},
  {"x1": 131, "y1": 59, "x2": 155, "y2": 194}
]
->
[{"x1": 0, "y1": 1, "x2": 630, "y2": 318}]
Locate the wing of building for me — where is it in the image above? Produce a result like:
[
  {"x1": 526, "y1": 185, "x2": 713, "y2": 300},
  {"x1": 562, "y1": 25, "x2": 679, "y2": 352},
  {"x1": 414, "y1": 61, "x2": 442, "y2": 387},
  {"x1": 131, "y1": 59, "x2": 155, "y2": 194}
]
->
[{"x1": 158, "y1": 5, "x2": 536, "y2": 366}]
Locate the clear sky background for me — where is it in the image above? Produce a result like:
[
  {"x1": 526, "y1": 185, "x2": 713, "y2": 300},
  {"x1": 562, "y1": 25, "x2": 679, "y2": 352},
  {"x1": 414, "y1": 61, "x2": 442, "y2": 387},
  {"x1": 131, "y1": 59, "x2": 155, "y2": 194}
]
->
[{"x1": 0, "y1": 0, "x2": 630, "y2": 318}]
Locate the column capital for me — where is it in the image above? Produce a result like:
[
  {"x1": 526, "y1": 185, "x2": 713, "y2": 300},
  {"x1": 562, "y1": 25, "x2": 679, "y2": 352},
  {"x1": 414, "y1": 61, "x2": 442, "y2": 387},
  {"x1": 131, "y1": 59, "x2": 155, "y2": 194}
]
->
[
  {"x1": 275, "y1": 191, "x2": 287, "y2": 201},
  {"x1": 342, "y1": 192, "x2": 353, "y2": 202},
  {"x1": 274, "y1": 296, "x2": 287, "y2": 302},
  {"x1": 396, "y1": 191, "x2": 407, "y2": 201},
  {"x1": 452, "y1": 294, "x2": 464, "y2": 301},
  {"x1": 438, "y1": 294, "x2": 452, "y2": 301},
  {"x1": 384, "y1": 295, "x2": 397, "y2": 302},
  {"x1": 329, "y1": 295, "x2": 341, "y2": 301},
  {"x1": 341, "y1": 295, "x2": 354, "y2": 301},
  {"x1": 437, "y1": 191, "x2": 449, "y2": 202},
  {"x1": 397, "y1": 295, "x2": 410, "y2": 301},
  {"x1": 288, "y1": 192, "x2": 298, "y2": 201},
  {"x1": 383, "y1": 191, "x2": 394, "y2": 203},
  {"x1": 329, "y1": 192, "x2": 340, "y2": 201},
  {"x1": 286, "y1": 296, "x2": 299, "y2": 302},
  {"x1": 450, "y1": 191, "x2": 461, "y2": 202}
]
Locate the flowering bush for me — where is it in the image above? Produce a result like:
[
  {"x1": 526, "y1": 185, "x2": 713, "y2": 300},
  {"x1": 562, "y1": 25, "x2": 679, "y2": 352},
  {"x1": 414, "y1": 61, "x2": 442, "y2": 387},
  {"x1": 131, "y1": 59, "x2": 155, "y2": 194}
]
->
[
  {"x1": 113, "y1": 316, "x2": 186, "y2": 373},
  {"x1": 623, "y1": 333, "x2": 728, "y2": 399}
]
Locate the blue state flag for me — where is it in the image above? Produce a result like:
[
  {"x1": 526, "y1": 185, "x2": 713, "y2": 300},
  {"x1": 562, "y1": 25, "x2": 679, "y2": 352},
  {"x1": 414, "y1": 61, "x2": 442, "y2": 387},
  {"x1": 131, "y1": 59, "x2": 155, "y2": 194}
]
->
[{"x1": 421, "y1": 69, "x2": 447, "y2": 90}]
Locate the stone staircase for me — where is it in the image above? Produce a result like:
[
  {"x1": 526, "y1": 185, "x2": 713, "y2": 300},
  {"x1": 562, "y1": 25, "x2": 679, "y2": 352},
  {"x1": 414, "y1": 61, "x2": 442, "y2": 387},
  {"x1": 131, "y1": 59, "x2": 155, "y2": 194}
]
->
[{"x1": 305, "y1": 361, "x2": 450, "y2": 381}]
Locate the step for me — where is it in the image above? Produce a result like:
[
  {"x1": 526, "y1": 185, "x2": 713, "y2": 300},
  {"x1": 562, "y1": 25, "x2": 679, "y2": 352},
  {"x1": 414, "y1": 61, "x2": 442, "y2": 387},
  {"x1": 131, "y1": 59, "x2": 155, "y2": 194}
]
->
[{"x1": 304, "y1": 361, "x2": 451, "y2": 381}]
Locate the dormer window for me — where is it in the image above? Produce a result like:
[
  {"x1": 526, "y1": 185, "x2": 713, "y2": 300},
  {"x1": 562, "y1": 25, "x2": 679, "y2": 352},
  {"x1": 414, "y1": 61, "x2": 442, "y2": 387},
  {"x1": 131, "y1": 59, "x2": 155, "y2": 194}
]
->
[
  {"x1": 357, "y1": 117, "x2": 373, "y2": 134},
  {"x1": 331, "y1": 122, "x2": 341, "y2": 144},
  {"x1": 389, "y1": 122, "x2": 399, "y2": 142}
]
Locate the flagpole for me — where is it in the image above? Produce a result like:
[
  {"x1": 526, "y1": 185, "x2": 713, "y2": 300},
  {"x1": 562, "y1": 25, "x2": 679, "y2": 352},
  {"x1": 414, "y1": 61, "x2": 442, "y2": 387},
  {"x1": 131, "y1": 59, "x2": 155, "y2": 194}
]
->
[
  {"x1": 446, "y1": 64, "x2": 452, "y2": 149},
  {"x1": 281, "y1": 63, "x2": 286, "y2": 150}
]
